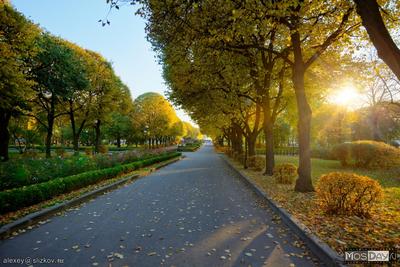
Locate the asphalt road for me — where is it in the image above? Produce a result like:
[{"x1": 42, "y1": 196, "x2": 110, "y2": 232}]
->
[{"x1": 0, "y1": 145, "x2": 321, "y2": 267}]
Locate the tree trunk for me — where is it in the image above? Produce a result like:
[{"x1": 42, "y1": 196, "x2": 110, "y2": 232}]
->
[
  {"x1": 292, "y1": 31, "x2": 314, "y2": 192},
  {"x1": 233, "y1": 124, "x2": 243, "y2": 154},
  {"x1": 45, "y1": 99, "x2": 56, "y2": 158},
  {"x1": 247, "y1": 135, "x2": 256, "y2": 157},
  {"x1": 244, "y1": 137, "x2": 248, "y2": 169},
  {"x1": 69, "y1": 105, "x2": 79, "y2": 155},
  {"x1": 68, "y1": 101, "x2": 86, "y2": 155},
  {"x1": 248, "y1": 102, "x2": 261, "y2": 158},
  {"x1": 116, "y1": 135, "x2": 121, "y2": 148},
  {"x1": 263, "y1": 96, "x2": 275, "y2": 176},
  {"x1": 94, "y1": 119, "x2": 101, "y2": 153},
  {"x1": 354, "y1": 0, "x2": 400, "y2": 80},
  {"x1": 45, "y1": 117, "x2": 54, "y2": 158},
  {"x1": 0, "y1": 110, "x2": 11, "y2": 161},
  {"x1": 72, "y1": 135, "x2": 79, "y2": 154},
  {"x1": 264, "y1": 121, "x2": 275, "y2": 176}
]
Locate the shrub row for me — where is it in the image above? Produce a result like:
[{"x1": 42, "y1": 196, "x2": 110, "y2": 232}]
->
[
  {"x1": 227, "y1": 148, "x2": 384, "y2": 217},
  {"x1": 0, "y1": 152, "x2": 181, "y2": 214},
  {"x1": 177, "y1": 143, "x2": 201, "y2": 152},
  {"x1": 332, "y1": 140, "x2": 400, "y2": 169},
  {"x1": 0, "y1": 150, "x2": 169, "y2": 191},
  {"x1": 9, "y1": 145, "x2": 136, "y2": 152}
]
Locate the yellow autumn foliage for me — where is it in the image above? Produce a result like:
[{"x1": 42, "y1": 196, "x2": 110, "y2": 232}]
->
[
  {"x1": 273, "y1": 163, "x2": 297, "y2": 184},
  {"x1": 316, "y1": 172, "x2": 383, "y2": 217},
  {"x1": 332, "y1": 140, "x2": 400, "y2": 169},
  {"x1": 248, "y1": 155, "x2": 265, "y2": 171}
]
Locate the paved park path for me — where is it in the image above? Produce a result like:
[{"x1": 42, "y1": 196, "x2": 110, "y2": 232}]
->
[{"x1": 0, "y1": 145, "x2": 322, "y2": 267}]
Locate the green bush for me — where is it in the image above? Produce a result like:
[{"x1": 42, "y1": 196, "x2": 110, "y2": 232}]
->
[
  {"x1": 273, "y1": 163, "x2": 297, "y2": 184},
  {"x1": 332, "y1": 140, "x2": 400, "y2": 169},
  {"x1": 0, "y1": 152, "x2": 181, "y2": 214},
  {"x1": 177, "y1": 143, "x2": 201, "y2": 152},
  {"x1": 316, "y1": 172, "x2": 383, "y2": 217}
]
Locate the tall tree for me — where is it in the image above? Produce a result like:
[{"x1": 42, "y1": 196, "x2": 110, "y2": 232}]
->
[
  {"x1": 86, "y1": 52, "x2": 121, "y2": 153},
  {"x1": 0, "y1": 3, "x2": 39, "y2": 161},
  {"x1": 277, "y1": 1, "x2": 357, "y2": 191},
  {"x1": 353, "y1": 0, "x2": 400, "y2": 80},
  {"x1": 134, "y1": 92, "x2": 180, "y2": 148},
  {"x1": 104, "y1": 84, "x2": 135, "y2": 147},
  {"x1": 31, "y1": 33, "x2": 88, "y2": 158}
]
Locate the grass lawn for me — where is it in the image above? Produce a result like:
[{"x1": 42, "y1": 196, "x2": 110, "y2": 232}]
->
[
  {"x1": 227, "y1": 154, "x2": 400, "y2": 255},
  {"x1": 275, "y1": 155, "x2": 400, "y2": 188}
]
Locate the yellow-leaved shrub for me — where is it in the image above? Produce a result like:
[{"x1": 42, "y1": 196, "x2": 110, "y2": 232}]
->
[
  {"x1": 332, "y1": 140, "x2": 400, "y2": 169},
  {"x1": 248, "y1": 155, "x2": 265, "y2": 171},
  {"x1": 273, "y1": 163, "x2": 297, "y2": 184},
  {"x1": 98, "y1": 145, "x2": 109, "y2": 154},
  {"x1": 316, "y1": 172, "x2": 383, "y2": 217}
]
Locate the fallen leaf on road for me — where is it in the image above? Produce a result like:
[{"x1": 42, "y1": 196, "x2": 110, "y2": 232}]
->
[{"x1": 114, "y1": 253, "x2": 124, "y2": 259}]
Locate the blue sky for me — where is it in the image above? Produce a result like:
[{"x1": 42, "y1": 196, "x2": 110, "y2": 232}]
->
[{"x1": 12, "y1": 0, "x2": 194, "y2": 124}]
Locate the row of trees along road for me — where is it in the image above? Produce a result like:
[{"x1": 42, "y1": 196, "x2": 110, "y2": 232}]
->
[
  {"x1": 0, "y1": 2, "x2": 200, "y2": 161},
  {"x1": 125, "y1": 0, "x2": 400, "y2": 192}
]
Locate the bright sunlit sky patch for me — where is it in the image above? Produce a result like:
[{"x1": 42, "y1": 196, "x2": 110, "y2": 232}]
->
[
  {"x1": 11, "y1": 0, "x2": 196, "y2": 125},
  {"x1": 328, "y1": 84, "x2": 364, "y2": 110}
]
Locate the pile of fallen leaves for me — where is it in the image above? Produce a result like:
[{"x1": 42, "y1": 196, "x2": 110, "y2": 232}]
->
[{"x1": 227, "y1": 158, "x2": 400, "y2": 254}]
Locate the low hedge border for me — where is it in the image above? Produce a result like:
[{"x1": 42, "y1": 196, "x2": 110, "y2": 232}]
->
[
  {"x1": 0, "y1": 155, "x2": 182, "y2": 239},
  {"x1": 1, "y1": 152, "x2": 170, "y2": 191},
  {"x1": 0, "y1": 152, "x2": 181, "y2": 214},
  {"x1": 8, "y1": 145, "x2": 136, "y2": 152},
  {"x1": 177, "y1": 144, "x2": 202, "y2": 152}
]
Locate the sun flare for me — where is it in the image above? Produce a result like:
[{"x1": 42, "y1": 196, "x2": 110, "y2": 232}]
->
[{"x1": 329, "y1": 85, "x2": 362, "y2": 109}]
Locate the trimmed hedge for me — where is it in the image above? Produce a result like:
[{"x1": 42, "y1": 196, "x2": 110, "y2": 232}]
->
[
  {"x1": 273, "y1": 163, "x2": 297, "y2": 184},
  {"x1": 316, "y1": 172, "x2": 383, "y2": 217},
  {"x1": 332, "y1": 140, "x2": 400, "y2": 169},
  {"x1": 0, "y1": 152, "x2": 181, "y2": 214},
  {"x1": 8, "y1": 145, "x2": 136, "y2": 152},
  {"x1": 177, "y1": 143, "x2": 201, "y2": 152},
  {"x1": 0, "y1": 151, "x2": 167, "y2": 191},
  {"x1": 248, "y1": 155, "x2": 265, "y2": 171}
]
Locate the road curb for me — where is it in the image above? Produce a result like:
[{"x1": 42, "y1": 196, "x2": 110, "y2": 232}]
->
[
  {"x1": 221, "y1": 155, "x2": 345, "y2": 267},
  {"x1": 0, "y1": 156, "x2": 182, "y2": 240}
]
